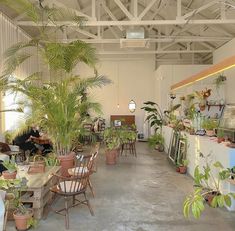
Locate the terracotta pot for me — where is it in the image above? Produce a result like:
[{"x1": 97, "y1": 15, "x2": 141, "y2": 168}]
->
[
  {"x1": 206, "y1": 130, "x2": 215, "y2": 137},
  {"x1": 158, "y1": 144, "x2": 164, "y2": 152},
  {"x1": 179, "y1": 166, "x2": 187, "y2": 174},
  {"x1": 217, "y1": 137, "x2": 225, "y2": 143},
  {"x1": 205, "y1": 192, "x2": 219, "y2": 207},
  {"x1": 176, "y1": 167, "x2": 180, "y2": 172},
  {"x1": 105, "y1": 149, "x2": 117, "y2": 165},
  {"x1": 58, "y1": 152, "x2": 75, "y2": 177},
  {"x1": 13, "y1": 208, "x2": 33, "y2": 231},
  {"x1": 2, "y1": 170, "x2": 17, "y2": 179},
  {"x1": 199, "y1": 104, "x2": 206, "y2": 111}
]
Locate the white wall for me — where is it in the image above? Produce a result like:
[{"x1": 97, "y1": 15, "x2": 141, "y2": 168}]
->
[
  {"x1": 154, "y1": 65, "x2": 211, "y2": 111},
  {"x1": 78, "y1": 56, "x2": 155, "y2": 133},
  {"x1": 213, "y1": 38, "x2": 235, "y2": 104}
]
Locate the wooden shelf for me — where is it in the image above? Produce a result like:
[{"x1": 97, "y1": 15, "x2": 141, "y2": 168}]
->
[{"x1": 206, "y1": 103, "x2": 225, "y2": 111}]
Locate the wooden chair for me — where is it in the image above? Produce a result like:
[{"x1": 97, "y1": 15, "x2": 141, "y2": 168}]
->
[
  {"x1": 69, "y1": 149, "x2": 99, "y2": 198},
  {"x1": 49, "y1": 154, "x2": 95, "y2": 229}
]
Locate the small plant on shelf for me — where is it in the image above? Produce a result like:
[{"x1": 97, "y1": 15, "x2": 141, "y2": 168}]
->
[
  {"x1": 2, "y1": 158, "x2": 18, "y2": 179},
  {"x1": 201, "y1": 118, "x2": 218, "y2": 136},
  {"x1": 195, "y1": 88, "x2": 211, "y2": 111},
  {"x1": 217, "y1": 129, "x2": 225, "y2": 143},
  {"x1": 183, "y1": 153, "x2": 235, "y2": 219}
]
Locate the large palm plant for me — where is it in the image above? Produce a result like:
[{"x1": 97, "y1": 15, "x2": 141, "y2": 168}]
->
[
  {"x1": 0, "y1": 0, "x2": 111, "y2": 155},
  {"x1": 7, "y1": 75, "x2": 111, "y2": 155}
]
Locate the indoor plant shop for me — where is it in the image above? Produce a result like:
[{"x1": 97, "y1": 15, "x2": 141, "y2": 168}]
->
[{"x1": 1, "y1": 0, "x2": 235, "y2": 231}]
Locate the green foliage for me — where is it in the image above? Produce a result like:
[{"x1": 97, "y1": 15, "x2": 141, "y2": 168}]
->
[
  {"x1": 214, "y1": 74, "x2": 226, "y2": 90},
  {"x1": 148, "y1": 133, "x2": 164, "y2": 148},
  {"x1": 217, "y1": 129, "x2": 224, "y2": 138},
  {"x1": 141, "y1": 101, "x2": 163, "y2": 132},
  {"x1": 201, "y1": 118, "x2": 218, "y2": 130},
  {"x1": 3, "y1": 160, "x2": 17, "y2": 173},
  {"x1": 103, "y1": 127, "x2": 121, "y2": 150},
  {"x1": 183, "y1": 157, "x2": 235, "y2": 219},
  {"x1": 181, "y1": 159, "x2": 189, "y2": 167}
]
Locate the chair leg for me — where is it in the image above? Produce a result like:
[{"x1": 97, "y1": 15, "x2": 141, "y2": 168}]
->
[
  {"x1": 88, "y1": 179, "x2": 95, "y2": 198},
  {"x1": 84, "y1": 192, "x2": 94, "y2": 216},
  {"x1": 64, "y1": 197, "x2": 69, "y2": 229},
  {"x1": 72, "y1": 195, "x2": 76, "y2": 205}
]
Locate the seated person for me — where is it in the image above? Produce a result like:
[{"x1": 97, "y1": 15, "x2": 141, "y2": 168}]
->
[{"x1": 13, "y1": 124, "x2": 41, "y2": 155}]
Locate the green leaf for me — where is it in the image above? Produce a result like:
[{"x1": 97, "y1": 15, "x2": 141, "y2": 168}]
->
[
  {"x1": 213, "y1": 161, "x2": 224, "y2": 169},
  {"x1": 224, "y1": 195, "x2": 232, "y2": 207}
]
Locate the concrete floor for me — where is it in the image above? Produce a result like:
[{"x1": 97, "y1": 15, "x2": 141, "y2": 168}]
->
[{"x1": 8, "y1": 142, "x2": 235, "y2": 231}]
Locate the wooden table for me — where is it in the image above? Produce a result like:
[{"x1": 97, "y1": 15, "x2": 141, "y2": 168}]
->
[{"x1": 18, "y1": 166, "x2": 61, "y2": 219}]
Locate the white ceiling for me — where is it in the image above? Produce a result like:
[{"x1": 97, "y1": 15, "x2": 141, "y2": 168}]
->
[{"x1": 1, "y1": 0, "x2": 235, "y2": 65}]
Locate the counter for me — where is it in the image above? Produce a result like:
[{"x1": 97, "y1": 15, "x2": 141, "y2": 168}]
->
[{"x1": 162, "y1": 125, "x2": 235, "y2": 211}]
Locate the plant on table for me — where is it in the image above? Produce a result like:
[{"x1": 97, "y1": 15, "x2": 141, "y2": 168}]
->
[
  {"x1": 2, "y1": 158, "x2": 18, "y2": 179},
  {"x1": 216, "y1": 129, "x2": 225, "y2": 143},
  {"x1": 183, "y1": 153, "x2": 235, "y2": 219},
  {"x1": 195, "y1": 88, "x2": 211, "y2": 111},
  {"x1": 201, "y1": 118, "x2": 218, "y2": 136}
]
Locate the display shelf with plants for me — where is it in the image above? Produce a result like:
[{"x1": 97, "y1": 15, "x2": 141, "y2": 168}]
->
[{"x1": 201, "y1": 118, "x2": 218, "y2": 136}]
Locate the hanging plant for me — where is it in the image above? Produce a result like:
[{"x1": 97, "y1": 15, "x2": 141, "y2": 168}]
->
[{"x1": 214, "y1": 74, "x2": 227, "y2": 90}]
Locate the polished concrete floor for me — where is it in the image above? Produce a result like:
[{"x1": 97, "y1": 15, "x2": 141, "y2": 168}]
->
[{"x1": 8, "y1": 142, "x2": 235, "y2": 231}]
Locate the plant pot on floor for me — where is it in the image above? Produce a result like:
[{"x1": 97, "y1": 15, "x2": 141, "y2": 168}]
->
[
  {"x1": 156, "y1": 144, "x2": 164, "y2": 152},
  {"x1": 217, "y1": 137, "x2": 225, "y2": 143},
  {"x1": 58, "y1": 152, "x2": 75, "y2": 177},
  {"x1": 204, "y1": 192, "x2": 220, "y2": 207},
  {"x1": 179, "y1": 166, "x2": 187, "y2": 174},
  {"x1": 2, "y1": 170, "x2": 17, "y2": 179},
  {"x1": 105, "y1": 149, "x2": 117, "y2": 165},
  {"x1": 13, "y1": 208, "x2": 33, "y2": 231},
  {"x1": 206, "y1": 130, "x2": 215, "y2": 137}
]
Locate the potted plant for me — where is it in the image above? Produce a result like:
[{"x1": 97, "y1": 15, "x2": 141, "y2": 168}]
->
[
  {"x1": 103, "y1": 127, "x2": 121, "y2": 165},
  {"x1": 0, "y1": 1, "x2": 111, "y2": 176},
  {"x1": 2, "y1": 159, "x2": 17, "y2": 179},
  {"x1": 201, "y1": 118, "x2": 218, "y2": 136},
  {"x1": 0, "y1": 177, "x2": 37, "y2": 231},
  {"x1": 178, "y1": 159, "x2": 189, "y2": 174},
  {"x1": 183, "y1": 154, "x2": 235, "y2": 219},
  {"x1": 217, "y1": 129, "x2": 225, "y2": 143},
  {"x1": 148, "y1": 133, "x2": 165, "y2": 152},
  {"x1": 195, "y1": 88, "x2": 211, "y2": 111}
]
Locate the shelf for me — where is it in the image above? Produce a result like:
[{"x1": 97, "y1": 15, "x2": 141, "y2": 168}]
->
[{"x1": 206, "y1": 103, "x2": 225, "y2": 111}]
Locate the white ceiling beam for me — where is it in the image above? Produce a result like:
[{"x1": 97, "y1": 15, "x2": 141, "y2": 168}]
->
[
  {"x1": 64, "y1": 36, "x2": 230, "y2": 44},
  {"x1": 92, "y1": 0, "x2": 96, "y2": 20},
  {"x1": 133, "y1": 0, "x2": 138, "y2": 18},
  {"x1": 220, "y1": 0, "x2": 226, "y2": 19},
  {"x1": 97, "y1": 50, "x2": 212, "y2": 55},
  {"x1": 48, "y1": 0, "x2": 93, "y2": 20},
  {"x1": 108, "y1": 27, "x2": 120, "y2": 39},
  {"x1": 177, "y1": 0, "x2": 182, "y2": 18},
  {"x1": 182, "y1": 0, "x2": 220, "y2": 19},
  {"x1": 114, "y1": 0, "x2": 134, "y2": 20},
  {"x1": 138, "y1": 0, "x2": 158, "y2": 20},
  {"x1": 101, "y1": 0, "x2": 123, "y2": 31},
  {"x1": 17, "y1": 19, "x2": 235, "y2": 26},
  {"x1": 73, "y1": 28, "x2": 99, "y2": 39}
]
